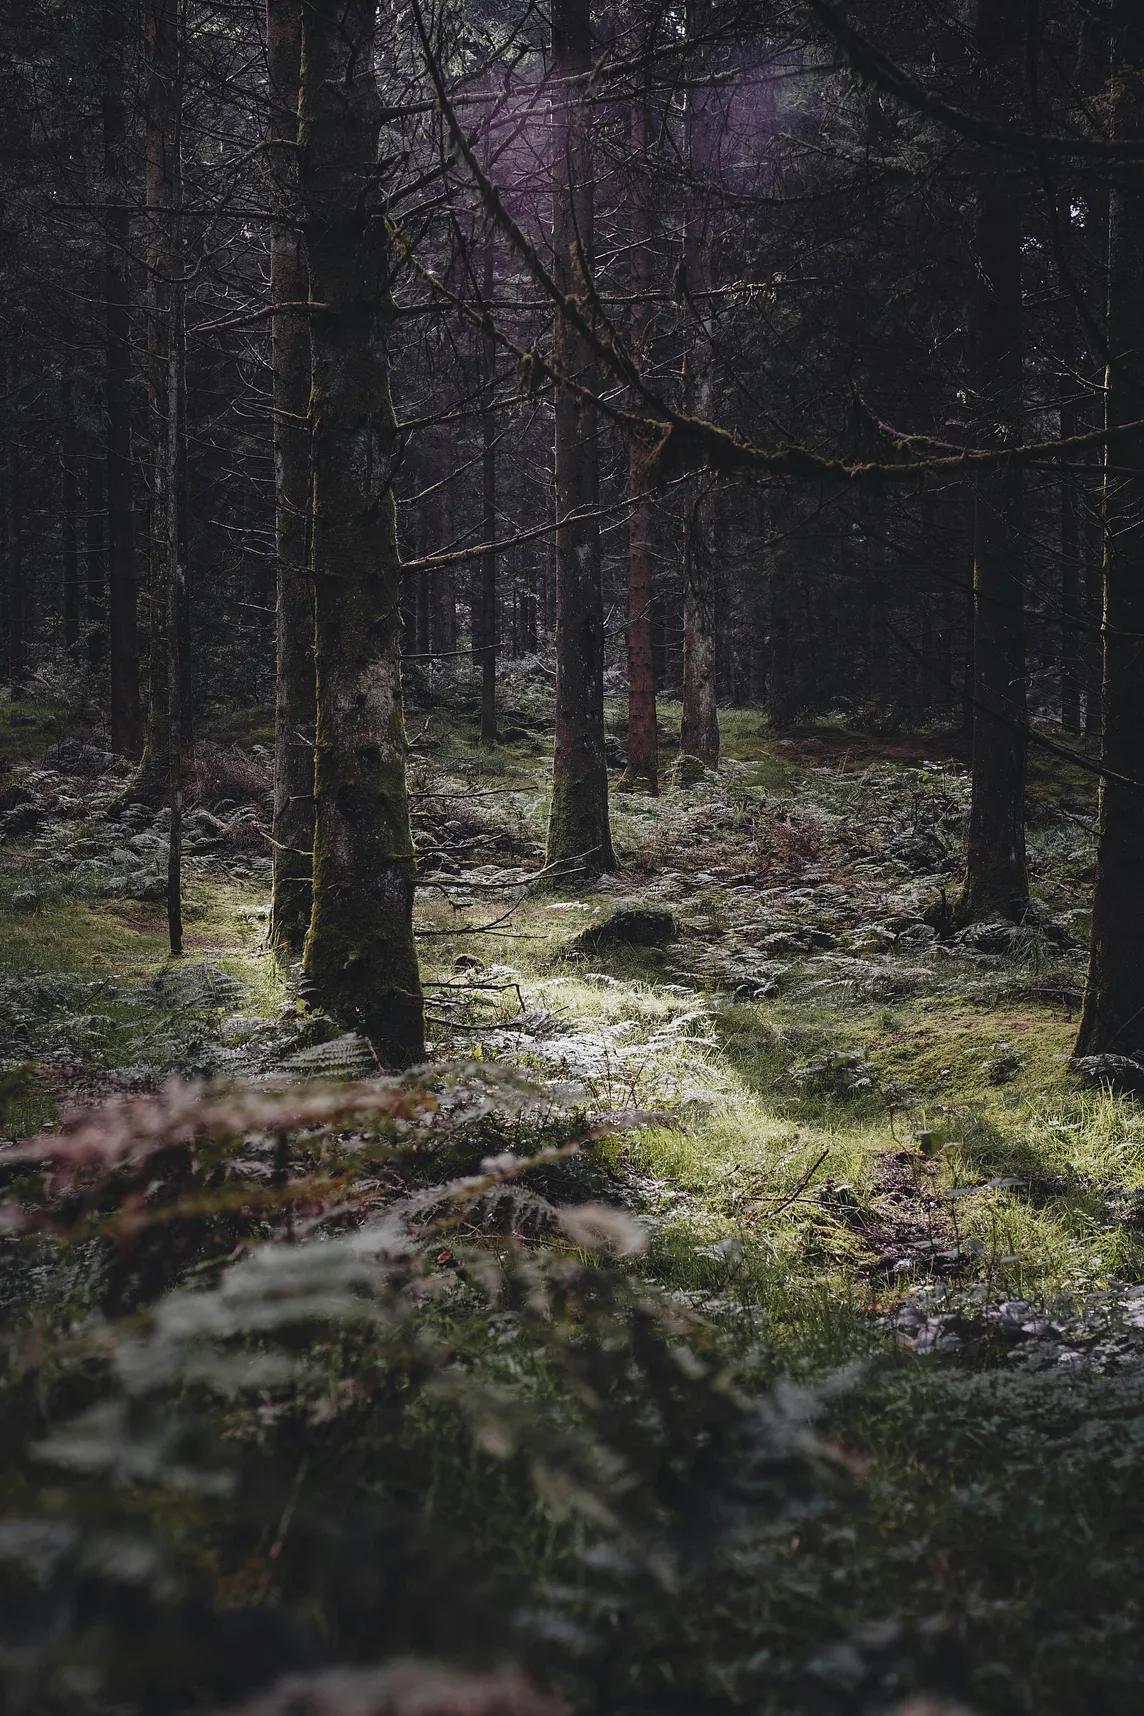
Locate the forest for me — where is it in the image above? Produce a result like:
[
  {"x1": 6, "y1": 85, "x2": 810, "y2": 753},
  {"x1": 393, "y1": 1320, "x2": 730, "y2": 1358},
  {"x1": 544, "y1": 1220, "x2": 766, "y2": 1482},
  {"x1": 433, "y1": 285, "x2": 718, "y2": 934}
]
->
[{"x1": 2, "y1": 0, "x2": 1144, "y2": 1710}]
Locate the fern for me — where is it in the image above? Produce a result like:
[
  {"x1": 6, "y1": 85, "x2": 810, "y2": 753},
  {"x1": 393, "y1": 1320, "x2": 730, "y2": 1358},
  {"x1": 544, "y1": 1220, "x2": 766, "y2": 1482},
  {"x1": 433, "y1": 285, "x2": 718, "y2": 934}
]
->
[{"x1": 281, "y1": 1031, "x2": 378, "y2": 1078}]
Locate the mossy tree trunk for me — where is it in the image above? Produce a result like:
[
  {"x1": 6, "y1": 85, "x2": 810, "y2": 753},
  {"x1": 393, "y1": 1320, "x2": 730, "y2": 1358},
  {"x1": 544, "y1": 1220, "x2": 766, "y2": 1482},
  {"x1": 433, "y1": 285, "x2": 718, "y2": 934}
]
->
[
  {"x1": 298, "y1": 0, "x2": 424, "y2": 1065},
  {"x1": 954, "y1": 0, "x2": 1028, "y2": 926},
  {"x1": 267, "y1": 0, "x2": 315, "y2": 955},
  {"x1": 1075, "y1": 6, "x2": 1144, "y2": 1060},
  {"x1": 545, "y1": 0, "x2": 615, "y2": 878},
  {"x1": 680, "y1": 492, "x2": 719, "y2": 765}
]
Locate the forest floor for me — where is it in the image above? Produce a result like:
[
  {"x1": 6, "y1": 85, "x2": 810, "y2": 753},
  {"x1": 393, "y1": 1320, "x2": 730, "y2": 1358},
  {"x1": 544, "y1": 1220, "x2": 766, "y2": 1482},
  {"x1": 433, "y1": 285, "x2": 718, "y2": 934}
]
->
[{"x1": 2, "y1": 682, "x2": 1144, "y2": 1713}]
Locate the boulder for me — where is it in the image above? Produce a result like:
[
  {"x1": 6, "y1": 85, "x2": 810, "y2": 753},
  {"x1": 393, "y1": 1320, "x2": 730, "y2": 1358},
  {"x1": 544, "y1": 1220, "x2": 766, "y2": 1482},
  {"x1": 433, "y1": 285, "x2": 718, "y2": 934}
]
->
[{"x1": 569, "y1": 905, "x2": 676, "y2": 954}]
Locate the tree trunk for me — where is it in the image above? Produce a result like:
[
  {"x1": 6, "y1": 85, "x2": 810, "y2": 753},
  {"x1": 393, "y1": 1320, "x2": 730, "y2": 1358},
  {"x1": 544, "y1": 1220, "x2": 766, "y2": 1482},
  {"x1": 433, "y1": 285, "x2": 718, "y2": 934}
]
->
[
  {"x1": 3, "y1": 365, "x2": 23, "y2": 689},
  {"x1": 432, "y1": 423, "x2": 457, "y2": 660},
  {"x1": 299, "y1": 0, "x2": 424, "y2": 1065},
  {"x1": 1060, "y1": 391, "x2": 1082, "y2": 735},
  {"x1": 85, "y1": 447, "x2": 107, "y2": 669},
  {"x1": 1083, "y1": 475, "x2": 1103, "y2": 735},
  {"x1": 102, "y1": 0, "x2": 143, "y2": 755},
  {"x1": 618, "y1": 89, "x2": 657, "y2": 796},
  {"x1": 478, "y1": 236, "x2": 498, "y2": 745},
  {"x1": 678, "y1": 0, "x2": 719, "y2": 768},
  {"x1": 141, "y1": 0, "x2": 188, "y2": 950},
  {"x1": 166, "y1": 220, "x2": 187, "y2": 958},
  {"x1": 955, "y1": 0, "x2": 1028, "y2": 925},
  {"x1": 61, "y1": 382, "x2": 81, "y2": 657},
  {"x1": 1075, "y1": 5, "x2": 1144, "y2": 1060},
  {"x1": 142, "y1": 0, "x2": 180, "y2": 792},
  {"x1": 545, "y1": 0, "x2": 614, "y2": 877},
  {"x1": 268, "y1": 0, "x2": 315, "y2": 955}
]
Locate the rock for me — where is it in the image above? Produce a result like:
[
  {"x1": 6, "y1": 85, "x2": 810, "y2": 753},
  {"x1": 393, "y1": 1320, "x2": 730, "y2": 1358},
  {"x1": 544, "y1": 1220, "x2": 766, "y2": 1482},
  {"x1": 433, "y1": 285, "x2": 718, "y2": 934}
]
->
[
  {"x1": 11, "y1": 891, "x2": 38, "y2": 911},
  {"x1": 569, "y1": 905, "x2": 676, "y2": 953}
]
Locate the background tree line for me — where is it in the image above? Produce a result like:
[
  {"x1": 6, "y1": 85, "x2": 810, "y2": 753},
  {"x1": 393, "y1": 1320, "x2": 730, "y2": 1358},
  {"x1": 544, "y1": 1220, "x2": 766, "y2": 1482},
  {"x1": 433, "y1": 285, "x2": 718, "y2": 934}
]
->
[{"x1": 1, "y1": 0, "x2": 1142, "y2": 1068}]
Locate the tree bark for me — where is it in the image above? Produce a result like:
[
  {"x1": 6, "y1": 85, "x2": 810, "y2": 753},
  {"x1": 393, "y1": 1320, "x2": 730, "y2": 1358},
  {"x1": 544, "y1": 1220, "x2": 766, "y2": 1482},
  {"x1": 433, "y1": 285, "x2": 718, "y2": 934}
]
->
[
  {"x1": 142, "y1": 0, "x2": 182, "y2": 793},
  {"x1": 267, "y1": 0, "x2": 316, "y2": 955},
  {"x1": 299, "y1": 0, "x2": 424, "y2": 1065},
  {"x1": 85, "y1": 447, "x2": 107, "y2": 669},
  {"x1": 545, "y1": 0, "x2": 614, "y2": 877},
  {"x1": 1060, "y1": 390, "x2": 1082, "y2": 735},
  {"x1": 678, "y1": 0, "x2": 719, "y2": 769},
  {"x1": 61, "y1": 382, "x2": 81, "y2": 657},
  {"x1": 1075, "y1": 6, "x2": 1144, "y2": 1060},
  {"x1": 102, "y1": 0, "x2": 143, "y2": 755},
  {"x1": 478, "y1": 234, "x2": 498, "y2": 745},
  {"x1": 141, "y1": 0, "x2": 188, "y2": 950},
  {"x1": 166, "y1": 223, "x2": 188, "y2": 958},
  {"x1": 3, "y1": 362, "x2": 23, "y2": 690},
  {"x1": 618, "y1": 88, "x2": 657, "y2": 796},
  {"x1": 954, "y1": 0, "x2": 1028, "y2": 925}
]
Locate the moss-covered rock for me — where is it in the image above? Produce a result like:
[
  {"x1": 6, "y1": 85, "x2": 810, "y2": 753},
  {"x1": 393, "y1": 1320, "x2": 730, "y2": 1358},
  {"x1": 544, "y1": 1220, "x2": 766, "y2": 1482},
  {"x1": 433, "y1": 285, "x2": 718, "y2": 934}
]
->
[{"x1": 568, "y1": 904, "x2": 676, "y2": 955}]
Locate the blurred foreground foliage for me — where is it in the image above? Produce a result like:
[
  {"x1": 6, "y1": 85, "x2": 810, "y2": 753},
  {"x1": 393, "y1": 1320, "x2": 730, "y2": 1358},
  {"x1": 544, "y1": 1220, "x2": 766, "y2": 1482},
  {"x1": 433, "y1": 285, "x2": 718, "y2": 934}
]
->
[{"x1": 0, "y1": 1069, "x2": 863, "y2": 1716}]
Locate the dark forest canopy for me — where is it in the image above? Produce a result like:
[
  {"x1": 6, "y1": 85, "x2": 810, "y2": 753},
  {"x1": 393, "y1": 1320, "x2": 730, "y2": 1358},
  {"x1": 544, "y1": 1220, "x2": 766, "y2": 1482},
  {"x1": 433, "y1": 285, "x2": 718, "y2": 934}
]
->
[{"x1": 2, "y1": 1, "x2": 1144, "y2": 1711}]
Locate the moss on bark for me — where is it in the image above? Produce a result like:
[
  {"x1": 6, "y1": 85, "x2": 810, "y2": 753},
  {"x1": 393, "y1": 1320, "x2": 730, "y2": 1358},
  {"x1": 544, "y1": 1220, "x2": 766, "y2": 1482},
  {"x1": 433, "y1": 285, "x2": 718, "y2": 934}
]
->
[{"x1": 297, "y1": 0, "x2": 423, "y2": 1065}]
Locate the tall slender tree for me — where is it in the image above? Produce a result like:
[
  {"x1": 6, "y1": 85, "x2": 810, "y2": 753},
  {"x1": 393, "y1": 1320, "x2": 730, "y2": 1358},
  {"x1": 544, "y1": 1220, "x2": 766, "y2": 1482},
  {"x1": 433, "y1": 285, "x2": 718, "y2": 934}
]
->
[
  {"x1": 1075, "y1": 4, "x2": 1144, "y2": 1062},
  {"x1": 678, "y1": 0, "x2": 720, "y2": 769},
  {"x1": 267, "y1": 0, "x2": 316, "y2": 954},
  {"x1": 545, "y1": 0, "x2": 614, "y2": 876},
  {"x1": 618, "y1": 83, "x2": 657, "y2": 795},
  {"x1": 141, "y1": 0, "x2": 181, "y2": 792},
  {"x1": 955, "y1": 0, "x2": 1029, "y2": 925},
  {"x1": 101, "y1": 0, "x2": 142, "y2": 755},
  {"x1": 60, "y1": 382, "x2": 81, "y2": 657},
  {"x1": 140, "y1": 0, "x2": 189, "y2": 950},
  {"x1": 299, "y1": 0, "x2": 425, "y2": 1063},
  {"x1": 85, "y1": 442, "x2": 106, "y2": 667},
  {"x1": 478, "y1": 230, "x2": 498, "y2": 745}
]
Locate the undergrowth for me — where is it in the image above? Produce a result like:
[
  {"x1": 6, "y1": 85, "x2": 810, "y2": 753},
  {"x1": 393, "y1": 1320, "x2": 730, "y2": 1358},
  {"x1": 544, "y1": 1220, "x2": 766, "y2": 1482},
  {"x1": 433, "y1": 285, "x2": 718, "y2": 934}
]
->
[{"x1": 0, "y1": 692, "x2": 1139, "y2": 1715}]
